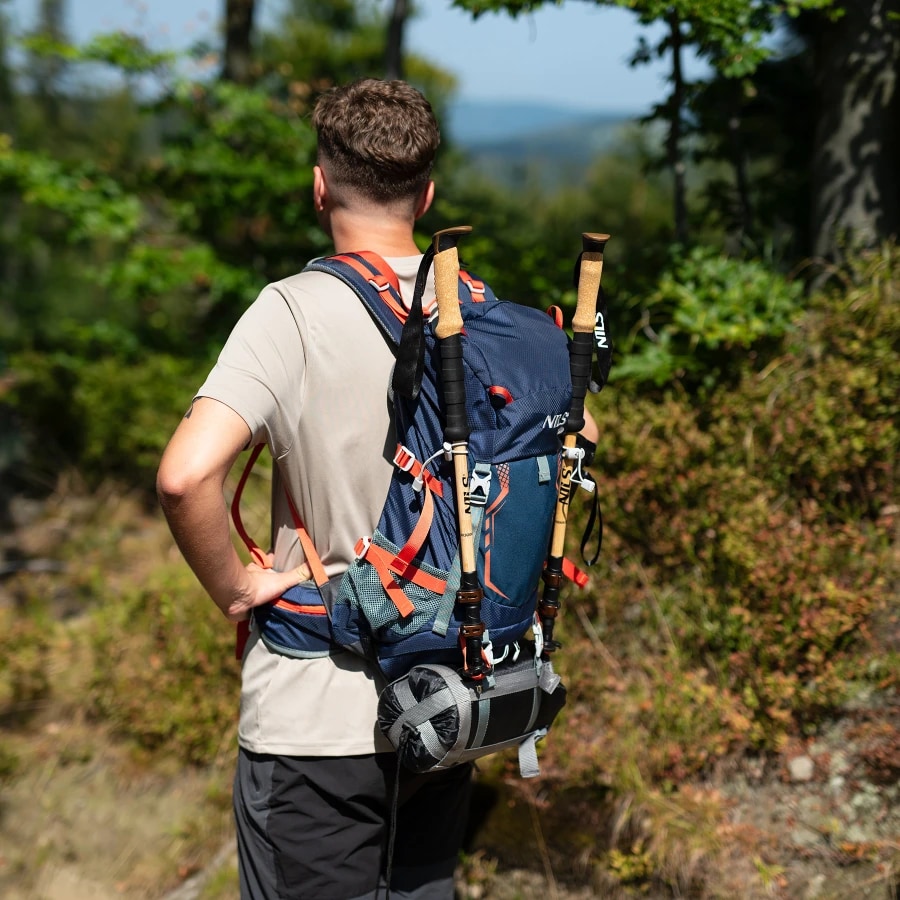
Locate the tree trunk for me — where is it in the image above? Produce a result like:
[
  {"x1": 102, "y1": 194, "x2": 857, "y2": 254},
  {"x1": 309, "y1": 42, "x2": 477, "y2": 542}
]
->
[
  {"x1": 221, "y1": 0, "x2": 256, "y2": 85},
  {"x1": 385, "y1": 0, "x2": 410, "y2": 81},
  {"x1": 666, "y1": 10, "x2": 689, "y2": 245},
  {"x1": 809, "y1": 0, "x2": 900, "y2": 261},
  {"x1": 0, "y1": 10, "x2": 15, "y2": 134},
  {"x1": 728, "y1": 81, "x2": 754, "y2": 245},
  {"x1": 33, "y1": 0, "x2": 66, "y2": 127}
]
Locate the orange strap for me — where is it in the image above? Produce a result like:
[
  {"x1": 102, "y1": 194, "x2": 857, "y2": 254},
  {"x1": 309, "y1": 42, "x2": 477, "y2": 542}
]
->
[
  {"x1": 333, "y1": 252, "x2": 409, "y2": 324},
  {"x1": 393, "y1": 445, "x2": 444, "y2": 497},
  {"x1": 231, "y1": 444, "x2": 331, "y2": 656},
  {"x1": 356, "y1": 541, "x2": 447, "y2": 618},
  {"x1": 231, "y1": 444, "x2": 271, "y2": 568},
  {"x1": 231, "y1": 444, "x2": 329, "y2": 587},
  {"x1": 273, "y1": 597, "x2": 327, "y2": 614},
  {"x1": 394, "y1": 481, "x2": 436, "y2": 572},
  {"x1": 356, "y1": 542, "x2": 416, "y2": 618},
  {"x1": 562, "y1": 557, "x2": 590, "y2": 588},
  {"x1": 460, "y1": 270, "x2": 486, "y2": 303},
  {"x1": 284, "y1": 493, "x2": 329, "y2": 588}
]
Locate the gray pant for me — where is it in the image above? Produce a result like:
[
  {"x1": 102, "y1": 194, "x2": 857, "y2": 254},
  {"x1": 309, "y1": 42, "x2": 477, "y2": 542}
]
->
[{"x1": 233, "y1": 748, "x2": 472, "y2": 899}]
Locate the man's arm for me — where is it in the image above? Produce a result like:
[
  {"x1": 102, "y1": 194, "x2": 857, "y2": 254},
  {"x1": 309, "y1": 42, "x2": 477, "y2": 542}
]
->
[{"x1": 156, "y1": 397, "x2": 307, "y2": 621}]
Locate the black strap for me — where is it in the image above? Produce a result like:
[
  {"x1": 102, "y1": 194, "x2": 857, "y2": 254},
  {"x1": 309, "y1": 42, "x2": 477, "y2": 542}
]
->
[
  {"x1": 392, "y1": 246, "x2": 435, "y2": 401},
  {"x1": 382, "y1": 729, "x2": 409, "y2": 900},
  {"x1": 579, "y1": 479, "x2": 603, "y2": 567}
]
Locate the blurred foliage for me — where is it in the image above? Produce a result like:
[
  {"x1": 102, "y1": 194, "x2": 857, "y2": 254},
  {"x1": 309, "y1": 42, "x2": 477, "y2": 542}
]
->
[
  {"x1": 0, "y1": 598, "x2": 51, "y2": 725},
  {"x1": 8, "y1": 348, "x2": 209, "y2": 492},
  {"x1": 553, "y1": 245, "x2": 898, "y2": 791},
  {"x1": 615, "y1": 244, "x2": 804, "y2": 389},
  {"x1": 89, "y1": 563, "x2": 240, "y2": 765}
]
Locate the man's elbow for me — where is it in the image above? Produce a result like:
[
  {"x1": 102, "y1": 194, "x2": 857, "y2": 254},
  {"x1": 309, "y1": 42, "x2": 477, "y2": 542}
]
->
[
  {"x1": 156, "y1": 455, "x2": 210, "y2": 512},
  {"x1": 156, "y1": 461, "x2": 188, "y2": 513}
]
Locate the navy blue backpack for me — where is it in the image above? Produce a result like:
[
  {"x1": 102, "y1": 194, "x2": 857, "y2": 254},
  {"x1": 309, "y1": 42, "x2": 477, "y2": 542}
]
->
[{"x1": 233, "y1": 248, "x2": 576, "y2": 681}]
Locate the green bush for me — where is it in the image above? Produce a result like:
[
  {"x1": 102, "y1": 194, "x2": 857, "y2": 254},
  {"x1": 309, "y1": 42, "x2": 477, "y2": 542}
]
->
[
  {"x1": 0, "y1": 599, "x2": 52, "y2": 723},
  {"x1": 730, "y1": 245, "x2": 900, "y2": 516},
  {"x1": 89, "y1": 564, "x2": 240, "y2": 765},
  {"x1": 7, "y1": 348, "x2": 207, "y2": 493},
  {"x1": 554, "y1": 247, "x2": 898, "y2": 784},
  {"x1": 615, "y1": 246, "x2": 804, "y2": 389}
]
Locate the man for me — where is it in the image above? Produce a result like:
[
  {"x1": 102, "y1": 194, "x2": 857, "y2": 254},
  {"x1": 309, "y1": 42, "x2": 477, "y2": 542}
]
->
[{"x1": 157, "y1": 78, "x2": 471, "y2": 900}]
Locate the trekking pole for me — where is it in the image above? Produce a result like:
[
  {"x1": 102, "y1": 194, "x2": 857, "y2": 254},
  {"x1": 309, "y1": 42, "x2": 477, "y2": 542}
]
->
[
  {"x1": 539, "y1": 232, "x2": 610, "y2": 659},
  {"x1": 432, "y1": 225, "x2": 490, "y2": 683}
]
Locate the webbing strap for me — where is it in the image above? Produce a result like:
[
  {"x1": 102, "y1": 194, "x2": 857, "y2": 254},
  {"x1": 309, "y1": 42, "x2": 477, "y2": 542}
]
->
[
  {"x1": 517, "y1": 732, "x2": 541, "y2": 778},
  {"x1": 357, "y1": 543, "x2": 416, "y2": 618},
  {"x1": 459, "y1": 270, "x2": 486, "y2": 303},
  {"x1": 284, "y1": 493, "x2": 329, "y2": 588},
  {"x1": 231, "y1": 443, "x2": 329, "y2": 588},
  {"x1": 537, "y1": 454, "x2": 551, "y2": 484},
  {"x1": 472, "y1": 696, "x2": 490, "y2": 749},
  {"x1": 358, "y1": 541, "x2": 449, "y2": 618},
  {"x1": 331, "y1": 252, "x2": 408, "y2": 324},
  {"x1": 393, "y1": 445, "x2": 444, "y2": 497},
  {"x1": 231, "y1": 444, "x2": 271, "y2": 569},
  {"x1": 394, "y1": 481, "x2": 436, "y2": 572},
  {"x1": 562, "y1": 558, "x2": 589, "y2": 588}
]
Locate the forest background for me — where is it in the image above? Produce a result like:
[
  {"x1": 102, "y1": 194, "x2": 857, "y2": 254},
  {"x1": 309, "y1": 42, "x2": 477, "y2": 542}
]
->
[{"x1": 0, "y1": 1, "x2": 898, "y2": 898}]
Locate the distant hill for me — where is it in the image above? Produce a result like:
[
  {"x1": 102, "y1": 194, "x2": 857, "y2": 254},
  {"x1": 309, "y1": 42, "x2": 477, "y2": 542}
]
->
[{"x1": 445, "y1": 99, "x2": 638, "y2": 189}]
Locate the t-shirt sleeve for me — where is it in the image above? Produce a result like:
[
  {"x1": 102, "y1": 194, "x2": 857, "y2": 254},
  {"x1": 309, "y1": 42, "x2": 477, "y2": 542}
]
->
[{"x1": 196, "y1": 285, "x2": 306, "y2": 456}]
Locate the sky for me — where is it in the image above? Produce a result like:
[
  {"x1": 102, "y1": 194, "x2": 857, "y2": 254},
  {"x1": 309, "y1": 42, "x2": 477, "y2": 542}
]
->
[{"x1": 6, "y1": 0, "x2": 707, "y2": 115}]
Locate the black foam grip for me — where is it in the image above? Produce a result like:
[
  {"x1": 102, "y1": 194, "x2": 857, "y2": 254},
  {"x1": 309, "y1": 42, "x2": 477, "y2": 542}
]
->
[
  {"x1": 440, "y1": 333, "x2": 470, "y2": 443},
  {"x1": 566, "y1": 331, "x2": 594, "y2": 433}
]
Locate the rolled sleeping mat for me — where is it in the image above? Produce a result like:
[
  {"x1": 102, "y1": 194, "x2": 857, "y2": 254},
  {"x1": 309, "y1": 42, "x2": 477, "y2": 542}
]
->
[{"x1": 377, "y1": 641, "x2": 566, "y2": 777}]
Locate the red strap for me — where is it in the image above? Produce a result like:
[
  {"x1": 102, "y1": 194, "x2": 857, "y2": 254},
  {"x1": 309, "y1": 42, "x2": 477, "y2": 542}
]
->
[
  {"x1": 231, "y1": 444, "x2": 272, "y2": 568},
  {"x1": 394, "y1": 481, "x2": 436, "y2": 572},
  {"x1": 231, "y1": 443, "x2": 328, "y2": 593},
  {"x1": 562, "y1": 557, "x2": 590, "y2": 588},
  {"x1": 393, "y1": 445, "x2": 444, "y2": 497},
  {"x1": 333, "y1": 252, "x2": 408, "y2": 324},
  {"x1": 547, "y1": 305, "x2": 564, "y2": 329},
  {"x1": 459, "y1": 270, "x2": 486, "y2": 303},
  {"x1": 232, "y1": 445, "x2": 268, "y2": 661},
  {"x1": 356, "y1": 542, "x2": 416, "y2": 618},
  {"x1": 235, "y1": 620, "x2": 250, "y2": 660}
]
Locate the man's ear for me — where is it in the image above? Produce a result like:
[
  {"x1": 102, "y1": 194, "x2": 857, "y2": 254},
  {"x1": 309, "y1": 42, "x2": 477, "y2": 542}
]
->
[
  {"x1": 313, "y1": 165, "x2": 328, "y2": 213},
  {"x1": 413, "y1": 180, "x2": 435, "y2": 221}
]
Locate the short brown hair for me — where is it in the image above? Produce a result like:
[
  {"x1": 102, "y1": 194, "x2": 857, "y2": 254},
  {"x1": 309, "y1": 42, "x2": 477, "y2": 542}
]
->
[{"x1": 312, "y1": 78, "x2": 440, "y2": 206}]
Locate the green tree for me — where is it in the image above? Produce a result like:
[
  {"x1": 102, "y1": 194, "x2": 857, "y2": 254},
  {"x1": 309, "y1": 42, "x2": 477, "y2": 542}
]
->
[{"x1": 451, "y1": 1, "x2": 900, "y2": 263}]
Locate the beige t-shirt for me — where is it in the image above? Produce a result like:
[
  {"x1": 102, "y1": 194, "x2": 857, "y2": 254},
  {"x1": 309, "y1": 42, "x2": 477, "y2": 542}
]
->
[{"x1": 197, "y1": 256, "x2": 434, "y2": 756}]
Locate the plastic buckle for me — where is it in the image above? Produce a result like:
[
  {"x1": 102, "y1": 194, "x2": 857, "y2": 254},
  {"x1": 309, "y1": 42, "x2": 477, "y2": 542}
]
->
[
  {"x1": 469, "y1": 469, "x2": 491, "y2": 506},
  {"x1": 354, "y1": 536, "x2": 372, "y2": 561},
  {"x1": 393, "y1": 445, "x2": 416, "y2": 473},
  {"x1": 368, "y1": 279, "x2": 392, "y2": 294}
]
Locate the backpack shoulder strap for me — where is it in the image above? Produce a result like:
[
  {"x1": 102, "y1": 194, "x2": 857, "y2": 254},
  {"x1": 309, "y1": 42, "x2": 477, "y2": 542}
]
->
[{"x1": 304, "y1": 251, "x2": 406, "y2": 347}]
